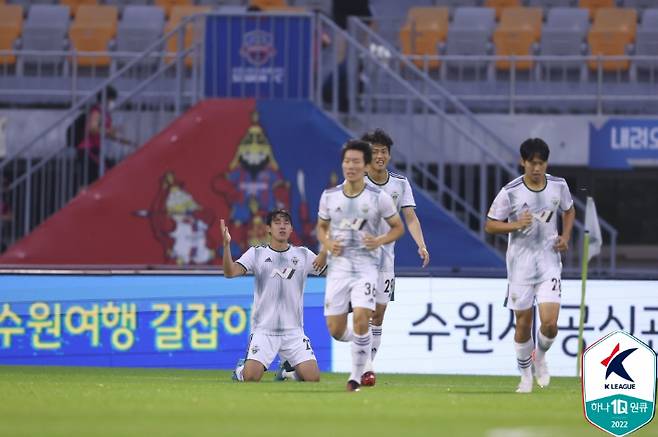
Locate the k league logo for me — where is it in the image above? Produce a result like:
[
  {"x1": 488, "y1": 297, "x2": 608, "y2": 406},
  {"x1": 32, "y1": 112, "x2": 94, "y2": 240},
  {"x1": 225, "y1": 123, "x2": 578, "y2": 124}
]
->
[{"x1": 582, "y1": 331, "x2": 657, "y2": 436}]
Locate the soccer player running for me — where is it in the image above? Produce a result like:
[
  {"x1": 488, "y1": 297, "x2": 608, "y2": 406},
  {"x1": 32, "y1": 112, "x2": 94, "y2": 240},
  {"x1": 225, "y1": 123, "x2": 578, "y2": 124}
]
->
[
  {"x1": 223, "y1": 209, "x2": 326, "y2": 382},
  {"x1": 361, "y1": 129, "x2": 429, "y2": 386},
  {"x1": 316, "y1": 140, "x2": 405, "y2": 392},
  {"x1": 485, "y1": 138, "x2": 575, "y2": 393}
]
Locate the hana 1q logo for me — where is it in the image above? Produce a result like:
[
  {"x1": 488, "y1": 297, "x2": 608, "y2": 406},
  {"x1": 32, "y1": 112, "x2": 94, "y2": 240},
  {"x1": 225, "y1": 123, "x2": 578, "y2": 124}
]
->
[
  {"x1": 582, "y1": 330, "x2": 657, "y2": 436},
  {"x1": 589, "y1": 119, "x2": 658, "y2": 169}
]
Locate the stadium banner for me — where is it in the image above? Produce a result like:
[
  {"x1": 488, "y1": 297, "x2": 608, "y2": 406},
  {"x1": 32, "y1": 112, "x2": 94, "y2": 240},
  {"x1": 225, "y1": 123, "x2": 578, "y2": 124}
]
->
[
  {"x1": 332, "y1": 278, "x2": 658, "y2": 376},
  {"x1": 0, "y1": 273, "x2": 331, "y2": 371},
  {"x1": 589, "y1": 119, "x2": 658, "y2": 169},
  {"x1": 204, "y1": 13, "x2": 312, "y2": 99}
]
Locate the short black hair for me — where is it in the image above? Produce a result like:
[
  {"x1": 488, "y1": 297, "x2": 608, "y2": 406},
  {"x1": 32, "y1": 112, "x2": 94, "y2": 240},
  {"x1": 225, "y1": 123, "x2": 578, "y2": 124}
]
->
[
  {"x1": 266, "y1": 209, "x2": 292, "y2": 226},
  {"x1": 520, "y1": 138, "x2": 550, "y2": 161},
  {"x1": 341, "y1": 140, "x2": 372, "y2": 165},
  {"x1": 361, "y1": 128, "x2": 393, "y2": 152},
  {"x1": 96, "y1": 86, "x2": 118, "y2": 103}
]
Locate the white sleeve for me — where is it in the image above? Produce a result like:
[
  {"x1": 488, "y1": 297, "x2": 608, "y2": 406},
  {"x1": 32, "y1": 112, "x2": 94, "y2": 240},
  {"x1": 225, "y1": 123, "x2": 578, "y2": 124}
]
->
[
  {"x1": 378, "y1": 190, "x2": 398, "y2": 220},
  {"x1": 304, "y1": 247, "x2": 325, "y2": 276},
  {"x1": 488, "y1": 189, "x2": 511, "y2": 221},
  {"x1": 318, "y1": 190, "x2": 330, "y2": 221},
  {"x1": 560, "y1": 182, "x2": 574, "y2": 211},
  {"x1": 235, "y1": 247, "x2": 256, "y2": 273},
  {"x1": 400, "y1": 178, "x2": 416, "y2": 209}
]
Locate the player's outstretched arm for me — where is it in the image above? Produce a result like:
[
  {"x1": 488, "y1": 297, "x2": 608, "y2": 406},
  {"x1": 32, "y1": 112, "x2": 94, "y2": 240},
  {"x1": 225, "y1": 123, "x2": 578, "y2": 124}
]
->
[
  {"x1": 221, "y1": 219, "x2": 246, "y2": 278},
  {"x1": 554, "y1": 206, "x2": 575, "y2": 252},
  {"x1": 485, "y1": 211, "x2": 532, "y2": 235},
  {"x1": 402, "y1": 207, "x2": 430, "y2": 268}
]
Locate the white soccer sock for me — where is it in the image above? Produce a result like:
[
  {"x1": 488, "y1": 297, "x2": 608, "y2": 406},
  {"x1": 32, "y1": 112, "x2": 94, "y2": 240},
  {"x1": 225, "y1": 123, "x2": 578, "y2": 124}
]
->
[
  {"x1": 535, "y1": 330, "x2": 555, "y2": 362},
  {"x1": 349, "y1": 332, "x2": 371, "y2": 382},
  {"x1": 370, "y1": 323, "x2": 382, "y2": 362},
  {"x1": 338, "y1": 327, "x2": 355, "y2": 342},
  {"x1": 514, "y1": 338, "x2": 534, "y2": 378},
  {"x1": 283, "y1": 370, "x2": 300, "y2": 381},
  {"x1": 234, "y1": 364, "x2": 245, "y2": 382}
]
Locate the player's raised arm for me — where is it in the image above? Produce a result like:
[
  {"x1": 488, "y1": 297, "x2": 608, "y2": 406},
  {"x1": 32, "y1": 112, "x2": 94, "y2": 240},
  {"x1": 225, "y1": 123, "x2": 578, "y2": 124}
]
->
[
  {"x1": 221, "y1": 219, "x2": 246, "y2": 278},
  {"x1": 402, "y1": 207, "x2": 430, "y2": 268}
]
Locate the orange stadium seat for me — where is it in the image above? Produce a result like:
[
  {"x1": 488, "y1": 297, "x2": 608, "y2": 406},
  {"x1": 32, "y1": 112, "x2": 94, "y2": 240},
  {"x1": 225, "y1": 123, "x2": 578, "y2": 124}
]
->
[
  {"x1": 68, "y1": 5, "x2": 118, "y2": 67},
  {"x1": 60, "y1": 0, "x2": 98, "y2": 17},
  {"x1": 249, "y1": 0, "x2": 288, "y2": 9},
  {"x1": 587, "y1": 8, "x2": 637, "y2": 71},
  {"x1": 154, "y1": 0, "x2": 193, "y2": 18},
  {"x1": 399, "y1": 7, "x2": 449, "y2": 69},
  {"x1": 493, "y1": 7, "x2": 542, "y2": 71},
  {"x1": 165, "y1": 5, "x2": 210, "y2": 66},
  {"x1": 579, "y1": 0, "x2": 616, "y2": 19},
  {"x1": 484, "y1": 0, "x2": 522, "y2": 21},
  {"x1": 0, "y1": 4, "x2": 23, "y2": 65}
]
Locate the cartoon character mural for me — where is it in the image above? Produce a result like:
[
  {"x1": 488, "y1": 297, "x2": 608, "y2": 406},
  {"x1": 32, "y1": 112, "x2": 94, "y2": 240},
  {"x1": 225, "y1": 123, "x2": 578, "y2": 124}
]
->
[
  {"x1": 135, "y1": 172, "x2": 216, "y2": 265},
  {"x1": 212, "y1": 111, "x2": 314, "y2": 252}
]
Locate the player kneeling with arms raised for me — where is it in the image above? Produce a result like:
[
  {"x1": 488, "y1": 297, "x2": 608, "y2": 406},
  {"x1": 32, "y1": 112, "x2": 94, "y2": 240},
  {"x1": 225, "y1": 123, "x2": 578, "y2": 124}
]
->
[
  {"x1": 485, "y1": 138, "x2": 575, "y2": 393},
  {"x1": 223, "y1": 209, "x2": 326, "y2": 382}
]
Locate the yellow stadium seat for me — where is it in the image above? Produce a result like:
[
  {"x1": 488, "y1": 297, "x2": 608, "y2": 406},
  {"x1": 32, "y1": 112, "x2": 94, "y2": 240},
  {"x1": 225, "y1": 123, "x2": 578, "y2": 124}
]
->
[
  {"x1": 579, "y1": 0, "x2": 616, "y2": 19},
  {"x1": 165, "y1": 5, "x2": 210, "y2": 67},
  {"x1": 60, "y1": 0, "x2": 98, "y2": 17},
  {"x1": 493, "y1": 7, "x2": 542, "y2": 71},
  {"x1": 588, "y1": 8, "x2": 637, "y2": 71},
  {"x1": 0, "y1": 4, "x2": 23, "y2": 65},
  {"x1": 399, "y1": 7, "x2": 449, "y2": 69},
  {"x1": 484, "y1": 0, "x2": 522, "y2": 21},
  {"x1": 154, "y1": 0, "x2": 193, "y2": 18},
  {"x1": 68, "y1": 5, "x2": 118, "y2": 67},
  {"x1": 249, "y1": 0, "x2": 288, "y2": 9}
]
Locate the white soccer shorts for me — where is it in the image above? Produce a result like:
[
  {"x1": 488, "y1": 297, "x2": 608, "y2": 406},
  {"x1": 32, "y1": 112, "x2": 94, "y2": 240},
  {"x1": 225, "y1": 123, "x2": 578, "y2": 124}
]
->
[
  {"x1": 324, "y1": 270, "x2": 377, "y2": 315},
  {"x1": 244, "y1": 328, "x2": 316, "y2": 369},
  {"x1": 376, "y1": 271, "x2": 395, "y2": 305},
  {"x1": 505, "y1": 277, "x2": 562, "y2": 311}
]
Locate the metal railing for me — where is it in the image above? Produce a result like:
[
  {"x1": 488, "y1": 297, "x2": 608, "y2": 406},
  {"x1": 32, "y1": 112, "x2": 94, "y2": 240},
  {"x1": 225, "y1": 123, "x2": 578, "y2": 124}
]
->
[
  {"x1": 313, "y1": 14, "x2": 617, "y2": 273},
  {"x1": 0, "y1": 14, "x2": 205, "y2": 252}
]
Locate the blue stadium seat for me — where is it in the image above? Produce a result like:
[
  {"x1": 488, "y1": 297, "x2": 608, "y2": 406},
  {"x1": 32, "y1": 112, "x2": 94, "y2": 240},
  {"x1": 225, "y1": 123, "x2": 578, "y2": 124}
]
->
[
  {"x1": 631, "y1": 8, "x2": 658, "y2": 81},
  {"x1": 20, "y1": 5, "x2": 70, "y2": 69},
  {"x1": 539, "y1": 7, "x2": 590, "y2": 80},
  {"x1": 115, "y1": 6, "x2": 165, "y2": 67}
]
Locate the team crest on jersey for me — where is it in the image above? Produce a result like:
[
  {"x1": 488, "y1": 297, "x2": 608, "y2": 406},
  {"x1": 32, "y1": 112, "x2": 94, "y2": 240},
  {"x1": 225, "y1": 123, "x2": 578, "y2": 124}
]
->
[
  {"x1": 392, "y1": 192, "x2": 399, "y2": 202},
  {"x1": 291, "y1": 257, "x2": 299, "y2": 266},
  {"x1": 335, "y1": 206, "x2": 342, "y2": 212},
  {"x1": 361, "y1": 205, "x2": 369, "y2": 214},
  {"x1": 552, "y1": 198, "x2": 560, "y2": 208}
]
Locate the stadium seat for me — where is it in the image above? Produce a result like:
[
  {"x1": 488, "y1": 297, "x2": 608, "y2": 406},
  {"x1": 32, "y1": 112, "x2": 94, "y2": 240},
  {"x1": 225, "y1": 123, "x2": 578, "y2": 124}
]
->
[
  {"x1": 484, "y1": 0, "x2": 522, "y2": 21},
  {"x1": 622, "y1": 0, "x2": 658, "y2": 11},
  {"x1": 399, "y1": 7, "x2": 449, "y2": 69},
  {"x1": 165, "y1": 5, "x2": 209, "y2": 66},
  {"x1": 155, "y1": 0, "x2": 193, "y2": 17},
  {"x1": 115, "y1": 5, "x2": 165, "y2": 65},
  {"x1": 434, "y1": 0, "x2": 478, "y2": 7},
  {"x1": 579, "y1": 0, "x2": 616, "y2": 19},
  {"x1": 103, "y1": 0, "x2": 149, "y2": 10},
  {"x1": 528, "y1": 0, "x2": 574, "y2": 8},
  {"x1": 493, "y1": 7, "x2": 542, "y2": 71},
  {"x1": 68, "y1": 5, "x2": 117, "y2": 67},
  {"x1": 370, "y1": 0, "x2": 433, "y2": 19},
  {"x1": 587, "y1": 8, "x2": 637, "y2": 71},
  {"x1": 248, "y1": 0, "x2": 287, "y2": 9},
  {"x1": 538, "y1": 8, "x2": 589, "y2": 80},
  {"x1": 631, "y1": 8, "x2": 658, "y2": 78},
  {"x1": 60, "y1": 0, "x2": 98, "y2": 16},
  {"x1": 0, "y1": 4, "x2": 23, "y2": 65},
  {"x1": 21, "y1": 5, "x2": 70, "y2": 67},
  {"x1": 442, "y1": 7, "x2": 496, "y2": 78}
]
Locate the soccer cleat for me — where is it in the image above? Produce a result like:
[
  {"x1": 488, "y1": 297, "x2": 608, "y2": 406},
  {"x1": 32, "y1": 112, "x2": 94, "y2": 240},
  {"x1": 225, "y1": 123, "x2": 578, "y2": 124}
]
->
[
  {"x1": 346, "y1": 380, "x2": 361, "y2": 392},
  {"x1": 273, "y1": 360, "x2": 296, "y2": 381},
  {"x1": 533, "y1": 356, "x2": 551, "y2": 388},
  {"x1": 515, "y1": 375, "x2": 533, "y2": 393},
  {"x1": 360, "y1": 371, "x2": 376, "y2": 387},
  {"x1": 232, "y1": 358, "x2": 245, "y2": 382}
]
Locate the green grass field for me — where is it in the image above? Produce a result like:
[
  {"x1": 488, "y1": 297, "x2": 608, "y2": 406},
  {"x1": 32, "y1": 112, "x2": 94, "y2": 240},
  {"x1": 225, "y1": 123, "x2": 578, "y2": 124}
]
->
[{"x1": 1, "y1": 366, "x2": 656, "y2": 437}]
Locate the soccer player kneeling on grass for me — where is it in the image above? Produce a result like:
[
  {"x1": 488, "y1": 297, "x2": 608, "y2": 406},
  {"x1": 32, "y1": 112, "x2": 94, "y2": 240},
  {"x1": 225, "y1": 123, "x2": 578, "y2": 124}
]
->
[
  {"x1": 223, "y1": 209, "x2": 326, "y2": 382},
  {"x1": 485, "y1": 138, "x2": 575, "y2": 393},
  {"x1": 316, "y1": 140, "x2": 405, "y2": 392}
]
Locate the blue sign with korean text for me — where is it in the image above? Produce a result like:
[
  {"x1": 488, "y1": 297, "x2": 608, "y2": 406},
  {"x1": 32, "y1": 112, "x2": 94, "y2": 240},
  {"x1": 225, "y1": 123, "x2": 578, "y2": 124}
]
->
[
  {"x1": 0, "y1": 273, "x2": 331, "y2": 371},
  {"x1": 589, "y1": 119, "x2": 658, "y2": 169},
  {"x1": 204, "y1": 13, "x2": 312, "y2": 99}
]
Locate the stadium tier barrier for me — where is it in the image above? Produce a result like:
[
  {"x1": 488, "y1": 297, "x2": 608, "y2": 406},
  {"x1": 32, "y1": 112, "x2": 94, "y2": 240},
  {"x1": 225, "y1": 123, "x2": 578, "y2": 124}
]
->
[{"x1": 1, "y1": 270, "x2": 656, "y2": 377}]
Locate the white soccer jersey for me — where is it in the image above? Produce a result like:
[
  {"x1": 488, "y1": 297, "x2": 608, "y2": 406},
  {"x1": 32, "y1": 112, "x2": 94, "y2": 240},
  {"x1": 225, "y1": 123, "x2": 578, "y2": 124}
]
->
[
  {"x1": 488, "y1": 174, "x2": 574, "y2": 285},
  {"x1": 365, "y1": 171, "x2": 416, "y2": 272},
  {"x1": 317, "y1": 182, "x2": 398, "y2": 274},
  {"x1": 236, "y1": 245, "x2": 324, "y2": 334}
]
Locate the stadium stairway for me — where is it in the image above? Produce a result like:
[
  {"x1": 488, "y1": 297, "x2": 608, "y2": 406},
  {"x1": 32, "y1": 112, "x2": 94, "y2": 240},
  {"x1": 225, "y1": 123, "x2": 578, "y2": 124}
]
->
[{"x1": 0, "y1": 98, "x2": 503, "y2": 268}]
